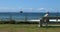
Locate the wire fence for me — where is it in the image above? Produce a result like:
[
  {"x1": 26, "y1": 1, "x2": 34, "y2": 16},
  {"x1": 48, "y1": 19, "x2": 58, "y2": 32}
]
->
[{"x1": 0, "y1": 14, "x2": 41, "y2": 24}]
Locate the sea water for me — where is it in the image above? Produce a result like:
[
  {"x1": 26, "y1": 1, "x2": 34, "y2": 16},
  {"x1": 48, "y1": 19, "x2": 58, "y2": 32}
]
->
[{"x1": 0, "y1": 12, "x2": 60, "y2": 21}]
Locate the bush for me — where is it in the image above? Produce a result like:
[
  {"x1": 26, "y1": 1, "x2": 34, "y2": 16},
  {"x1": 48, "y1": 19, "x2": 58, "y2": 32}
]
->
[
  {"x1": 16, "y1": 21, "x2": 39, "y2": 24},
  {"x1": 9, "y1": 20, "x2": 16, "y2": 24},
  {"x1": 0, "y1": 21, "x2": 39, "y2": 24}
]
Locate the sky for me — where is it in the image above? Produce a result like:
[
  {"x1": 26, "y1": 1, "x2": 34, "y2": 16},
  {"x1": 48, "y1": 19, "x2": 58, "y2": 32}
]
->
[{"x1": 0, "y1": 0, "x2": 60, "y2": 12}]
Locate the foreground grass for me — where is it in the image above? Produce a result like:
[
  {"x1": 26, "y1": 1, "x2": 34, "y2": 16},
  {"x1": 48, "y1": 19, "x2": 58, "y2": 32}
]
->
[{"x1": 0, "y1": 24, "x2": 60, "y2": 32}]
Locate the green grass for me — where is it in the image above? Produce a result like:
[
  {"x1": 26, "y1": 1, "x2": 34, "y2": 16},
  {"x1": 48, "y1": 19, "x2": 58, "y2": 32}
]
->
[{"x1": 0, "y1": 24, "x2": 60, "y2": 32}]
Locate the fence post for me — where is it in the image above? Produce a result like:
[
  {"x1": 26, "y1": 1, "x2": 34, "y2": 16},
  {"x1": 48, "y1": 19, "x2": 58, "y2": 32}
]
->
[
  {"x1": 25, "y1": 13, "x2": 28, "y2": 23},
  {"x1": 40, "y1": 18, "x2": 43, "y2": 27}
]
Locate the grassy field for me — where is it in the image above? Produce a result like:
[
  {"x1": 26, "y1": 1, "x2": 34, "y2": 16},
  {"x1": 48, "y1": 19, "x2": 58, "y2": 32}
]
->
[{"x1": 0, "y1": 24, "x2": 60, "y2": 32}]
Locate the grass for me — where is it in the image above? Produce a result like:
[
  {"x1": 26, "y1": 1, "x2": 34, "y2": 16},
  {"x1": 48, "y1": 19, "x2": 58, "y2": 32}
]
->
[{"x1": 0, "y1": 24, "x2": 60, "y2": 32}]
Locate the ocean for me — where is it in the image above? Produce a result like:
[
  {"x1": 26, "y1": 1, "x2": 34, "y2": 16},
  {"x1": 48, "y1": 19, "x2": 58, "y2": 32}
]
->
[{"x1": 0, "y1": 12, "x2": 60, "y2": 21}]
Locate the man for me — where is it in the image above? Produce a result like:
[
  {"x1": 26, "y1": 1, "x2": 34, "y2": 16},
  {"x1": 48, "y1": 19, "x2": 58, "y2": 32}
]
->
[{"x1": 38, "y1": 12, "x2": 49, "y2": 27}]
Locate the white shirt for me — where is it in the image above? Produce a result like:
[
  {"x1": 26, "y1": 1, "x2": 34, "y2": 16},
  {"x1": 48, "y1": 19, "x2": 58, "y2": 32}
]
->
[{"x1": 44, "y1": 14, "x2": 48, "y2": 17}]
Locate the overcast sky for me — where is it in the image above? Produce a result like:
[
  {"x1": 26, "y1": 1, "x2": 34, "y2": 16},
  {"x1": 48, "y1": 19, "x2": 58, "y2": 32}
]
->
[{"x1": 0, "y1": 0, "x2": 60, "y2": 12}]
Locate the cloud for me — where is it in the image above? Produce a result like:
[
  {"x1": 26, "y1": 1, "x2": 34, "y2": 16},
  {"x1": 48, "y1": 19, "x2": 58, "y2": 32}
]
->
[
  {"x1": 0, "y1": 7, "x2": 34, "y2": 12},
  {"x1": 38, "y1": 8, "x2": 45, "y2": 10},
  {"x1": 0, "y1": 7, "x2": 55, "y2": 12},
  {"x1": 29, "y1": 8, "x2": 34, "y2": 11},
  {"x1": 37, "y1": 8, "x2": 49, "y2": 12},
  {"x1": 19, "y1": 8, "x2": 34, "y2": 12},
  {"x1": 0, "y1": 7, "x2": 16, "y2": 10},
  {"x1": 0, "y1": 7, "x2": 19, "y2": 12}
]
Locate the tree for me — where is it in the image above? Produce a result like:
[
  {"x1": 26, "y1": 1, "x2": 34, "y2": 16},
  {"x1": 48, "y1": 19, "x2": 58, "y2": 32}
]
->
[{"x1": 20, "y1": 11, "x2": 23, "y2": 13}]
